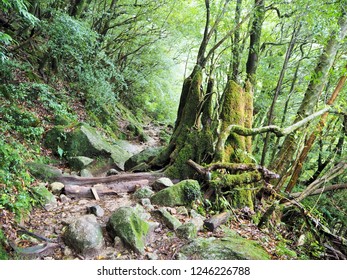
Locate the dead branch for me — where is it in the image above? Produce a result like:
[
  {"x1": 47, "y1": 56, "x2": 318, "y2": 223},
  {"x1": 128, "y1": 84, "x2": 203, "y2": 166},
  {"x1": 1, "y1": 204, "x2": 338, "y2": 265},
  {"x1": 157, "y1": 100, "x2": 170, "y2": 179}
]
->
[{"x1": 187, "y1": 159, "x2": 279, "y2": 181}]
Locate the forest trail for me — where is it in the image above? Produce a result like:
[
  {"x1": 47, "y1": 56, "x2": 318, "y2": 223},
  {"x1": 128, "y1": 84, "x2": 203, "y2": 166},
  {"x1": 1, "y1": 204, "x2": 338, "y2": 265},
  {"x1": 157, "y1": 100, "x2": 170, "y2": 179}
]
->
[{"x1": 14, "y1": 123, "x2": 279, "y2": 260}]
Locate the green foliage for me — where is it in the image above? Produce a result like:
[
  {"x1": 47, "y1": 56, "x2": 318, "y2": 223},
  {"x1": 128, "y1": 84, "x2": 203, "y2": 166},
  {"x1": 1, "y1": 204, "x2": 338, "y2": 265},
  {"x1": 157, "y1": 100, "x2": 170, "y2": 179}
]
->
[
  {"x1": 0, "y1": 229, "x2": 8, "y2": 260},
  {"x1": 0, "y1": 137, "x2": 38, "y2": 220}
]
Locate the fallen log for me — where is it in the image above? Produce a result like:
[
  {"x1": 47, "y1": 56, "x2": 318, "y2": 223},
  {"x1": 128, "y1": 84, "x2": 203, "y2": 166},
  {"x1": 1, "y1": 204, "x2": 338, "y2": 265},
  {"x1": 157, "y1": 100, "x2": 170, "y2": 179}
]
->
[
  {"x1": 64, "y1": 179, "x2": 149, "y2": 199},
  {"x1": 57, "y1": 172, "x2": 164, "y2": 186}
]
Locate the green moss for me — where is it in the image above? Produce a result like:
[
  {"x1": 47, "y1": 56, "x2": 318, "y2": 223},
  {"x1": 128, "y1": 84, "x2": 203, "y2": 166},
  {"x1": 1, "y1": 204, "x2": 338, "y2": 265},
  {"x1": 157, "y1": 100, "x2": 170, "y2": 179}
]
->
[{"x1": 231, "y1": 187, "x2": 254, "y2": 211}]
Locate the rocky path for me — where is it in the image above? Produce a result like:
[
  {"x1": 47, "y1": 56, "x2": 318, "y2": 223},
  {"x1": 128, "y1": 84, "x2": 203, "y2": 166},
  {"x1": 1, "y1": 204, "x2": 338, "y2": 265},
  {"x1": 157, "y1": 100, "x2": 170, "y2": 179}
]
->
[{"x1": 13, "y1": 122, "x2": 282, "y2": 260}]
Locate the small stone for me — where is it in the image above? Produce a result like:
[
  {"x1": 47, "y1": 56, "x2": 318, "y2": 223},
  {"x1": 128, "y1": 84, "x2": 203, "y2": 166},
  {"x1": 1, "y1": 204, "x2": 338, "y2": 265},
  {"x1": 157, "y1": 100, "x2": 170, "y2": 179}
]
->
[
  {"x1": 151, "y1": 177, "x2": 173, "y2": 192},
  {"x1": 147, "y1": 252, "x2": 158, "y2": 260},
  {"x1": 114, "y1": 236, "x2": 126, "y2": 251},
  {"x1": 49, "y1": 182, "x2": 65, "y2": 195},
  {"x1": 106, "y1": 169, "x2": 119, "y2": 176},
  {"x1": 64, "y1": 246, "x2": 73, "y2": 256},
  {"x1": 59, "y1": 194, "x2": 70, "y2": 203},
  {"x1": 78, "y1": 199, "x2": 89, "y2": 205},
  {"x1": 176, "y1": 223, "x2": 197, "y2": 240},
  {"x1": 87, "y1": 205, "x2": 105, "y2": 217}
]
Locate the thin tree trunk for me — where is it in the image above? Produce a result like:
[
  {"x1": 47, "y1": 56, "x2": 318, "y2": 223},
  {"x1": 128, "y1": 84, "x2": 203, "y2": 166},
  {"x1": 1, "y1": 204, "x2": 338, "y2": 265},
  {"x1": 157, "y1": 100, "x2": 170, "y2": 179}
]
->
[
  {"x1": 285, "y1": 66, "x2": 347, "y2": 193},
  {"x1": 271, "y1": 12, "x2": 347, "y2": 188},
  {"x1": 261, "y1": 23, "x2": 300, "y2": 166}
]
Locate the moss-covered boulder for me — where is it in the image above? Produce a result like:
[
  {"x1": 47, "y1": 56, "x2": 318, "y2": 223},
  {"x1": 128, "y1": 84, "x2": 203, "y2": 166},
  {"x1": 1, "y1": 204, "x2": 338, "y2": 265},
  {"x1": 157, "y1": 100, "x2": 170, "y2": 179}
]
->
[
  {"x1": 44, "y1": 123, "x2": 131, "y2": 170},
  {"x1": 150, "y1": 180, "x2": 201, "y2": 207},
  {"x1": 106, "y1": 207, "x2": 150, "y2": 254},
  {"x1": 178, "y1": 231, "x2": 270, "y2": 260},
  {"x1": 63, "y1": 215, "x2": 104, "y2": 256},
  {"x1": 25, "y1": 162, "x2": 62, "y2": 182}
]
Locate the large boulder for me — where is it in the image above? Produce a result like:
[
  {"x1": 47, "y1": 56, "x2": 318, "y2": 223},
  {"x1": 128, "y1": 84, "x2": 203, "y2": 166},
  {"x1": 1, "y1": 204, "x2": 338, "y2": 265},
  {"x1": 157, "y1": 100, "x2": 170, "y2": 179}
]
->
[
  {"x1": 106, "y1": 207, "x2": 149, "y2": 254},
  {"x1": 44, "y1": 123, "x2": 131, "y2": 170},
  {"x1": 178, "y1": 231, "x2": 270, "y2": 260},
  {"x1": 150, "y1": 180, "x2": 201, "y2": 207},
  {"x1": 63, "y1": 215, "x2": 104, "y2": 256}
]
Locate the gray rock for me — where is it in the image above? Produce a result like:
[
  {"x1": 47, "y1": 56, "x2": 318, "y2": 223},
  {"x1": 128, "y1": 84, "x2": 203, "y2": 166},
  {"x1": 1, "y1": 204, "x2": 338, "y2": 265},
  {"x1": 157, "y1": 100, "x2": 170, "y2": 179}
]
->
[
  {"x1": 106, "y1": 207, "x2": 150, "y2": 254},
  {"x1": 87, "y1": 205, "x2": 105, "y2": 217},
  {"x1": 68, "y1": 156, "x2": 94, "y2": 171},
  {"x1": 176, "y1": 223, "x2": 197, "y2": 240},
  {"x1": 151, "y1": 180, "x2": 201, "y2": 207},
  {"x1": 33, "y1": 184, "x2": 57, "y2": 210},
  {"x1": 63, "y1": 215, "x2": 104, "y2": 256},
  {"x1": 151, "y1": 177, "x2": 173, "y2": 192},
  {"x1": 133, "y1": 187, "x2": 155, "y2": 199},
  {"x1": 44, "y1": 123, "x2": 132, "y2": 170},
  {"x1": 49, "y1": 182, "x2": 64, "y2": 195},
  {"x1": 152, "y1": 208, "x2": 182, "y2": 230}
]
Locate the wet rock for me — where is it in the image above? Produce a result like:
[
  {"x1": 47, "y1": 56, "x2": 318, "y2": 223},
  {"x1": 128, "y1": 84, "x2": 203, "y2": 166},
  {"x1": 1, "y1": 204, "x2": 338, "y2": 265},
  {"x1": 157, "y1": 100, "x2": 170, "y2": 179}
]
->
[
  {"x1": 151, "y1": 177, "x2": 173, "y2": 192},
  {"x1": 150, "y1": 180, "x2": 201, "y2": 207},
  {"x1": 87, "y1": 205, "x2": 105, "y2": 217},
  {"x1": 107, "y1": 207, "x2": 150, "y2": 254},
  {"x1": 49, "y1": 182, "x2": 64, "y2": 195},
  {"x1": 176, "y1": 223, "x2": 197, "y2": 240},
  {"x1": 133, "y1": 186, "x2": 154, "y2": 199},
  {"x1": 152, "y1": 208, "x2": 182, "y2": 230},
  {"x1": 63, "y1": 215, "x2": 104, "y2": 256}
]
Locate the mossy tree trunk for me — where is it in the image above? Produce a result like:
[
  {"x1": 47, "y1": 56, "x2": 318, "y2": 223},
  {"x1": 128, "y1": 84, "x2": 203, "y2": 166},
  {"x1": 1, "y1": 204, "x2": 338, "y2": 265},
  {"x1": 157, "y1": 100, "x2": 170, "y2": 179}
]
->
[{"x1": 149, "y1": 0, "x2": 265, "y2": 210}]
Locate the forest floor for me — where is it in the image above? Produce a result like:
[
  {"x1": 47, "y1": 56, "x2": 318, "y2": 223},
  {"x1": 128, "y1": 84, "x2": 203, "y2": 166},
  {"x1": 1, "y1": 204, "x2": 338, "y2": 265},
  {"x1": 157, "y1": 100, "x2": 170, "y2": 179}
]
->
[{"x1": 5, "y1": 123, "x2": 288, "y2": 261}]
